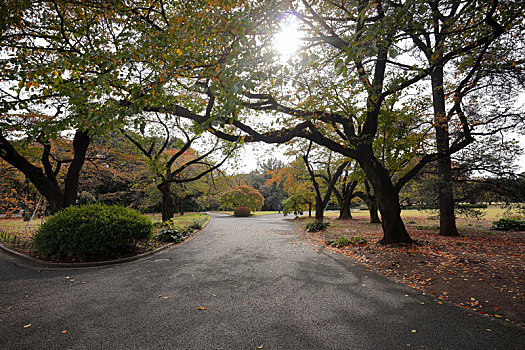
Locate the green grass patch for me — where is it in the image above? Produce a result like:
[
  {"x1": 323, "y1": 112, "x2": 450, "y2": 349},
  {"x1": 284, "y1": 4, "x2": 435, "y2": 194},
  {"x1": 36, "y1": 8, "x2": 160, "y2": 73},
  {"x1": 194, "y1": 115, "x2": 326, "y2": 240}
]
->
[
  {"x1": 320, "y1": 205, "x2": 521, "y2": 221},
  {"x1": 146, "y1": 213, "x2": 207, "y2": 224},
  {"x1": 216, "y1": 211, "x2": 280, "y2": 216},
  {"x1": 326, "y1": 236, "x2": 368, "y2": 247}
]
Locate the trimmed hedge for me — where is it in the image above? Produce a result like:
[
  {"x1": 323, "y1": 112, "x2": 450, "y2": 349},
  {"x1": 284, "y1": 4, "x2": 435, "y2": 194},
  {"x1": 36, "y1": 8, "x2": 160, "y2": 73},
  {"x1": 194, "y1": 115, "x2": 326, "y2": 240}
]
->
[
  {"x1": 234, "y1": 206, "x2": 251, "y2": 217},
  {"x1": 33, "y1": 204, "x2": 153, "y2": 259}
]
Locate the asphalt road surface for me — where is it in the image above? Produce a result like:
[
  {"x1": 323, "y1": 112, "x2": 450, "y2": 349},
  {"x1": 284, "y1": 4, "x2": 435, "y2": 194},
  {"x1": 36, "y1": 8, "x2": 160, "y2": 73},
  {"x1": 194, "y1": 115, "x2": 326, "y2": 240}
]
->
[{"x1": 1, "y1": 213, "x2": 524, "y2": 349}]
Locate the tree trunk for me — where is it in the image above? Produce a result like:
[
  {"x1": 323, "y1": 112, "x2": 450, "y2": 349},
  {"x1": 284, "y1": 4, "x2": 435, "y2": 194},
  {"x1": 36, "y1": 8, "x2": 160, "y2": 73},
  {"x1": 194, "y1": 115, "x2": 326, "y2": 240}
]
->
[
  {"x1": 364, "y1": 181, "x2": 381, "y2": 224},
  {"x1": 369, "y1": 198, "x2": 380, "y2": 223},
  {"x1": 333, "y1": 180, "x2": 355, "y2": 220},
  {"x1": 158, "y1": 182, "x2": 175, "y2": 221},
  {"x1": 23, "y1": 208, "x2": 31, "y2": 221},
  {"x1": 432, "y1": 66, "x2": 459, "y2": 236},
  {"x1": 63, "y1": 130, "x2": 90, "y2": 207},
  {"x1": 179, "y1": 197, "x2": 185, "y2": 216},
  {"x1": 0, "y1": 129, "x2": 90, "y2": 213},
  {"x1": 357, "y1": 150, "x2": 414, "y2": 244},
  {"x1": 315, "y1": 200, "x2": 324, "y2": 221},
  {"x1": 339, "y1": 195, "x2": 353, "y2": 220},
  {"x1": 308, "y1": 203, "x2": 312, "y2": 217}
]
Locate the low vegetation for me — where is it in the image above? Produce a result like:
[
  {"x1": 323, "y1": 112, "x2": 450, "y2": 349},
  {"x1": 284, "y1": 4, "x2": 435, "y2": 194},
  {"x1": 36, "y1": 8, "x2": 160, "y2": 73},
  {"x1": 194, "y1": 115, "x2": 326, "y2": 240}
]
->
[
  {"x1": 326, "y1": 236, "x2": 367, "y2": 247},
  {"x1": 492, "y1": 218, "x2": 525, "y2": 231},
  {"x1": 234, "y1": 206, "x2": 251, "y2": 217},
  {"x1": 33, "y1": 204, "x2": 153, "y2": 260},
  {"x1": 1, "y1": 210, "x2": 208, "y2": 262},
  {"x1": 305, "y1": 220, "x2": 330, "y2": 232}
]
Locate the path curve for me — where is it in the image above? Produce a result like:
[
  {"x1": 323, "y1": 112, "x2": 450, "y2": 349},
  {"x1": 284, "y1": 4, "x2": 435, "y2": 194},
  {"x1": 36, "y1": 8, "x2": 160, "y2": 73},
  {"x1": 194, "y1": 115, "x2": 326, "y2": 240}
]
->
[{"x1": 1, "y1": 213, "x2": 523, "y2": 349}]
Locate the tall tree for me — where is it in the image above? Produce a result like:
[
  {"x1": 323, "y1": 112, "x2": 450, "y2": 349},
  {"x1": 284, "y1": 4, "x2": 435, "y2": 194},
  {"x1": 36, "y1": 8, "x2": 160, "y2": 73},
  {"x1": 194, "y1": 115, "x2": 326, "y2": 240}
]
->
[
  {"x1": 184, "y1": 0, "x2": 522, "y2": 243},
  {"x1": 122, "y1": 114, "x2": 235, "y2": 221},
  {"x1": 402, "y1": 0, "x2": 525, "y2": 235},
  {"x1": 302, "y1": 141, "x2": 349, "y2": 221}
]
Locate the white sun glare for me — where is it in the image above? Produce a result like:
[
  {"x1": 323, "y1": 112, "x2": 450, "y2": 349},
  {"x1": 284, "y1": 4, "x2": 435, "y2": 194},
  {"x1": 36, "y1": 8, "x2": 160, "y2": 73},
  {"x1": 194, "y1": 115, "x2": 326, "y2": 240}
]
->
[{"x1": 274, "y1": 23, "x2": 301, "y2": 56}]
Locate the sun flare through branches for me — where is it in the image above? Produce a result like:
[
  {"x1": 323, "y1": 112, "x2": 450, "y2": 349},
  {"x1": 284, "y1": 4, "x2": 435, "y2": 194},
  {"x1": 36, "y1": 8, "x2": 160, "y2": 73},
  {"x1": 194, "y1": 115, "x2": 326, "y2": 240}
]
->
[{"x1": 273, "y1": 16, "x2": 301, "y2": 56}]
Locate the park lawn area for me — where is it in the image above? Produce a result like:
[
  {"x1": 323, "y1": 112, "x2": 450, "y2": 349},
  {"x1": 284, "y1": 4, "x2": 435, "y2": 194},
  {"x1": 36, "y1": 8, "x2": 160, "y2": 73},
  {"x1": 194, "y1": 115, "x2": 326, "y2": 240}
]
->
[
  {"x1": 0, "y1": 217, "x2": 41, "y2": 243},
  {"x1": 297, "y1": 208, "x2": 525, "y2": 327},
  {"x1": 218, "y1": 211, "x2": 280, "y2": 216},
  {"x1": 323, "y1": 204, "x2": 517, "y2": 221},
  {"x1": 146, "y1": 212, "x2": 209, "y2": 226}
]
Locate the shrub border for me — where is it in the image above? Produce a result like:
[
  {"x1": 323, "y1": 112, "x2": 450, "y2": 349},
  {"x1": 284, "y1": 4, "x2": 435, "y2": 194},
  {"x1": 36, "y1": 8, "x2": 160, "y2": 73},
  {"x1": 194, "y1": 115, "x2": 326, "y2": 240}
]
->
[{"x1": 0, "y1": 215, "x2": 210, "y2": 270}]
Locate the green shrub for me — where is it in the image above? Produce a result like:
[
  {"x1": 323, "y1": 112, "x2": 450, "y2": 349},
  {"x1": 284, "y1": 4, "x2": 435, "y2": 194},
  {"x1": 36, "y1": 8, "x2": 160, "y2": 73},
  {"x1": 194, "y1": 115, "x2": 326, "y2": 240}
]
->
[
  {"x1": 33, "y1": 204, "x2": 153, "y2": 259},
  {"x1": 234, "y1": 206, "x2": 251, "y2": 217},
  {"x1": 188, "y1": 220, "x2": 203, "y2": 230},
  {"x1": 326, "y1": 236, "x2": 367, "y2": 247},
  {"x1": 156, "y1": 227, "x2": 192, "y2": 243},
  {"x1": 492, "y1": 218, "x2": 525, "y2": 231},
  {"x1": 305, "y1": 220, "x2": 330, "y2": 232}
]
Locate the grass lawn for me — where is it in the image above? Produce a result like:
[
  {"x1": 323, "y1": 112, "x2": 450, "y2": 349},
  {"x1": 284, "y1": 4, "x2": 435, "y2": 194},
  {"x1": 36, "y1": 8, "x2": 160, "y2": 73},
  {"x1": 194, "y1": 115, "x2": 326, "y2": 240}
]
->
[
  {"x1": 217, "y1": 211, "x2": 280, "y2": 216},
  {"x1": 321, "y1": 204, "x2": 519, "y2": 222},
  {"x1": 145, "y1": 212, "x2": 209, "y2": 226}
]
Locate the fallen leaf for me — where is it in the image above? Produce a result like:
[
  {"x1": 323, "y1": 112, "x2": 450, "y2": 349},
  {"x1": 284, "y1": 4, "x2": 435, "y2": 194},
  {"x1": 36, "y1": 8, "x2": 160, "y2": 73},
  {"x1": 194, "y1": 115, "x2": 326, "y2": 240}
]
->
[
  {"x1": 61, "y1": 330, "x2": 67, "y2": 334},
  {"x1": 198, "y1": 306, "x2": 206, "y2": 310},
  {"x1": 257, "y1": 345, "x2": 263, "y2": 349},
  {"x1": 157, "y1": 295, "x2": 163, "y2": 298},
  {"x1": 411, "y1": 329, "x2": 417, "y2": 333},
  {"x1": 24, "y1": 324, "x2": 32, "y2": 328}
]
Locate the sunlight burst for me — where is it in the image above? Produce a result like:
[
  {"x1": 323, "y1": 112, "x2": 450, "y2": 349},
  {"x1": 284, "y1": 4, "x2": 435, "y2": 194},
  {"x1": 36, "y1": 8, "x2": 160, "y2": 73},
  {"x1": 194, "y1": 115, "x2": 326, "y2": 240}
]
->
[{"x1": 273, "y1": 24, "x2": 301, "y2": 56}]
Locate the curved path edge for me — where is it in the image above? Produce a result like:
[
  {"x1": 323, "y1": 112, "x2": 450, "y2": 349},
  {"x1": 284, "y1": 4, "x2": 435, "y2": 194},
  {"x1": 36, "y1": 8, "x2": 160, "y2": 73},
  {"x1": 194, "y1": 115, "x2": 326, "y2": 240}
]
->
[{"x1": 0, "y1": 215, "x2": 211, "y2": 270}]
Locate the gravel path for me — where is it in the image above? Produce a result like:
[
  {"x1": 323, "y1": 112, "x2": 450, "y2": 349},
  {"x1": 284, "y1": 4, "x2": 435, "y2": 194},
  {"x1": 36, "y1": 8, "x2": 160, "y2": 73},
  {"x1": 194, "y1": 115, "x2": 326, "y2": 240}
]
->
[{"x1": 1, "y1": 213, "x2": 523, "y2": 349}]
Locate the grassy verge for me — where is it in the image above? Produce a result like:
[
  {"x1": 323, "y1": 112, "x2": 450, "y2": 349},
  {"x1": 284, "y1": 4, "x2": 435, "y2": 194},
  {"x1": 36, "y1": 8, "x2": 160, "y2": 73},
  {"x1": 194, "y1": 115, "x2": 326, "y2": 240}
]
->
[
  {"x1": 146, "y1": 212, "x2": 208, "y2": 226},
  {"x1": 0, "y1": 212, "x2": 209, "y2": 260},
  {"x1": 319, "y1": 204, "x2": 520, "y2": 221},
  {"x1": 217, "y1": 211, "x2": 280, "y2": 216}
]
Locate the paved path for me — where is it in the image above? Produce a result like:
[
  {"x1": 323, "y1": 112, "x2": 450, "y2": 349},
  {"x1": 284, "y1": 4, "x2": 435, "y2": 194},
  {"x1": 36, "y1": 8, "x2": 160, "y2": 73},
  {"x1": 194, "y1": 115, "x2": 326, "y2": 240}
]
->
[{"x1": 1, "y1": 213, "x2": 523, "y2": 349}]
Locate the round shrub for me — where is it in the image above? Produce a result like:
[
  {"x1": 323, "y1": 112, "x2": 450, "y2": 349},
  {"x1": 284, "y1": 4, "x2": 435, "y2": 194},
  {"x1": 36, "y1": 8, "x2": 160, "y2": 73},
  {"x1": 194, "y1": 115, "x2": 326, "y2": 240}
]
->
[
  {"x1": 234, "y1": 206, "x2": 251, "y2": 217},
  {"x1": 33, "y1": 204, "x2": 153, "y2": 260}
]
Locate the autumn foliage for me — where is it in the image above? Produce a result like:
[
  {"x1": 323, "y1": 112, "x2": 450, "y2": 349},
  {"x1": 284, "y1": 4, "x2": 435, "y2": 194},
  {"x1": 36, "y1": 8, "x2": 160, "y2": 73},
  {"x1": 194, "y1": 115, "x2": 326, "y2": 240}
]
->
[{"x1": 221, "y1": 185, "x2": 264, "y2": 212}]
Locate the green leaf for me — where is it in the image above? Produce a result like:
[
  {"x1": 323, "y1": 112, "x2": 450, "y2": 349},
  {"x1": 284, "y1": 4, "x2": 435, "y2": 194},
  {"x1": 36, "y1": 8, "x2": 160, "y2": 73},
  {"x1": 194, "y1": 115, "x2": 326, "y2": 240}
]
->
[{"x1": 389, "y1": 48, "x2": 399, "y2": 58}]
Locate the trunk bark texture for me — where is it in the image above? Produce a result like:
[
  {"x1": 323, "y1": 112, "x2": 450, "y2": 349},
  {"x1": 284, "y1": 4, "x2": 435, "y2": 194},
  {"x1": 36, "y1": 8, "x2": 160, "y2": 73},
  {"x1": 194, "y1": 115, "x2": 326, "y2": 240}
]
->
[
  {"x1": 357, "y1": 148, "x2": 414, "y2": 244},
  {"x1": 179, "y1": 197, "x2": 185, "y2": 216},
  {"x1": 431, "y1": 65, "x2": 459, "y2": 236},
  {"x1": 315, "y1": 201, "x2": 324, "y2": 221},
  {"x1": 63, "y1": 130, "x2": 90, "y2": 207},
  {"x1": 364, "y1": 181, "x2": 381, "y2": 224},
  {"x1": 369, "y1": 198, "x2": 380, "y2": 223},
  {"x1": 158, "y1": 182, "x2": 175, "y2": 222},
  {"x1": 339, "y1": 195, "x2": 352, "y2": 219}
]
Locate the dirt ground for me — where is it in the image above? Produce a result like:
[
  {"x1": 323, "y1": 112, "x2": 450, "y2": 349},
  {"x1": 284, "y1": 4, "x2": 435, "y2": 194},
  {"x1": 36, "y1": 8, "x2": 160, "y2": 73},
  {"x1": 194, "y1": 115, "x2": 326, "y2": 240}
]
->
[{"x1": 297, "y1": 214, "x2": 525, "y2": 327}]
